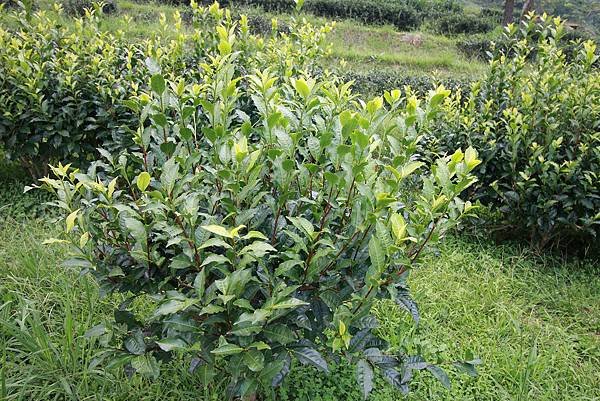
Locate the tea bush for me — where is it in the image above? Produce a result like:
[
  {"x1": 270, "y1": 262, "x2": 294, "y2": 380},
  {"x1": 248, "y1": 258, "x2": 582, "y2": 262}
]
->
[
  {"x1": 433, "y1": 16, "x2": 600, "y2": 250},
  {"x1": 480, "y1": 7, "x2": 502, "y2": 24},
  {"x1": 207, "y1": 0, "x2": 466, "y2": 31},
  {"x1": 432, "y1": 14, "x2": 494, "y2": 35},
  {"x1": 0, "y1": 1, "x2": 331, "y2": 177},
  {"x1": 457, "y1": 28, "x2": 600, "y2": 63},
  {"x1": 208, "y1": 0, "x2": 419, "y2": 29},
  {"x1": 38, "y1": 18, "x2": 482, "y2": 397},
  {"x1": 0, "y1": 8, "x2": 150, "y2": 176},
  {"x1": 62, "y1": 0, "x2": 118, "y2": 15},
  {"x1": 343, "y1": 71, "x2": 469, "y2": 98}
]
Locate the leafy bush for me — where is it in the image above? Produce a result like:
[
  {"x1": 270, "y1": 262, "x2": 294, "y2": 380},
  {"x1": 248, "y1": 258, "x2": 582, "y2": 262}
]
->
[
  {"x1": 432, "y1": 14, "x2": 494, "y2": 35},
  {"x1": 343, "y1": 71, "x2": 470, "y2": 98},
  {"x1": 433, "y1": 16, "x2": 600, "y2": 251},
  {"x1": 62, "y1": 0, "x2": 117, "y2": 15},
  {"x1": 458, "y1": 26, "x2": 600, "y2": 63},
  {"x1": 456, "y1": 35, "x2": 498, "y2": 61},
  {"x1": 480, "y1": 6, "x2": 502, "y2": 24},
  {"x1": 209, "y1": 0, "x2": 420, "y2": 29},
  {"x1": 0, "y1": 2, "x2": 331, "y2": 177},
  {"x1": 206, "y1": 0, "x2": 467, "y2": 31},
  {"x1": 37, "y1": 13, "x2": 482, "y2": 397},
  {"x1": 0, "y1": 9, "x2": 146, "y2": 176}
]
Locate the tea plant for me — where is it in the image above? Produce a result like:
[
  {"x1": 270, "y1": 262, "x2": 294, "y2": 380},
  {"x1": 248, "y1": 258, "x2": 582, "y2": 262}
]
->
[
  {"x1": 62, "y1": 0, "x2": 117, "y2": 16},
  {"x1": 433, "y1": 15, "x2": 600, "y2": 251},
  {"x1": 207, "y1": 0, "x2": 464, "y2": 31},
  {"x1": 0, "y1": 1, "x2": 332, "y2": 177},
  {"x1": 38, "y1": 31, "x2": 481, "y2": 398},
  {"x1": 431, "y1": 13, "x2": 494, "y2": 35}
]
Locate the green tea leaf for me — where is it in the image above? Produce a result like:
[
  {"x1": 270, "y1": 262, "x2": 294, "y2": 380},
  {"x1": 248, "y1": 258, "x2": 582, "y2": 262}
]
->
[
  {"x1": 290, "y1": 347, "x2": 329, "y2": 373},
  {"x1": 211, "y1": 343, "x2": 244, "y2": 356},
  {"x1": 201, "y1": 225, "x2": 233, "y2": 238},
  {"x1": 356, "y1": 359, "x2": 374, "y2": 400},
  {"x1": 151, "y1": 74, "x2": 166, "y2": 95},
  {"x1": 243, "y1": 350, "x2": 265, "y2": 372},
  {"x1": 137, "y1": 172, "x2": 151, "y2": 191},
  {"x1": 156, "y1": 338, "x2": 187, "y2": 352}
]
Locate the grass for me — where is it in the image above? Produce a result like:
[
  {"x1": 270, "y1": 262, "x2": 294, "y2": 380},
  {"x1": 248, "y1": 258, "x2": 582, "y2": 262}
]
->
[
  {"x1": 1, "y1": 182, "x2": 598, "y2": 400},
  {"x1": 325, "y1": 21, "x2": 488, "y2": 79}
]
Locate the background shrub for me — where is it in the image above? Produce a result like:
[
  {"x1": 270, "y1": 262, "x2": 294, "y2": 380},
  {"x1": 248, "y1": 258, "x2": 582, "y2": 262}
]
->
[
  {"x1": 0, "y1": 9, "x2": 145, "y2": 176},
  {"x1": 0, "y1": 2, "x2": 331, "y2": 177},
  {"x1": 204, "y1": 0, "x2": 472, "y2": 31},
  {"x1": 458, "y1": 28, "x2": 600, "y2": 65},
  {"x1": 62, "y1": 0, "x2": 117, "y2": 15},
  {"x1": 432, "y1": 14, "x2": 494, "y2": 35},
  {"x1": 432, "y1": 16, "x2": 600, "y2": 251},
  {"x1": 480, "y1": 6, "x2": 502, "y2": 24},
  {"x1": 207, "y1": 0, "x2": 421, "y2": 29},
  {"x1": 343, "y1": 71, "x2": 469, "y2": 98}
]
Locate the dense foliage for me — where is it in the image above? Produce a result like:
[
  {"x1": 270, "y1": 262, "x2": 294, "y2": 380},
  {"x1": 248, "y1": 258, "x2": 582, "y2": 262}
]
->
[
  {"x1": 431, "y1": 13, "x2": 494, "y2": 35},
  {"x1": 433, "y1": 16, "x2": 600, "y2": 250},
  {"x1": 0, "y1": 1, "x2": 331, "y2": 177},
  {"x1": 458, "y1": 27, "x2": 600, "y2": 64},
  {"x1": 204, "y1": 0, "x2": 491, "y2": 33},
  {"x1": 0, "y1": 8, "x2": 148, "y2": 176},
  {"x1": 36, "y1": 3, "x2": 482, "y2": 398},
  {"x1": 342, "y1": 71, "x2": 469, "y2": 99},
  {"x1": 467, "y1": 0, "x2": 600, "y2": 35},
  {"x1": 61, "y1": 0, "x2": 117, "y2": 15}
]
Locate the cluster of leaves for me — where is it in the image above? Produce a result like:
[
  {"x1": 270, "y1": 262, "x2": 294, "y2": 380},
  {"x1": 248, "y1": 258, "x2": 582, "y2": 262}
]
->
[
  {"x1": 342, "y1": 71, "x2": 470, "y2": 100},
  {"x1": 206, "y1": 0, "x2": 468, "y2": 32},
  {"x1": 0, "y1": 0, "x2": 29, "y2": 9},
  {"x1": 0, "y1": 6, "x2": 152, "y2": 176},
  {"x1": 432, "y1": 15, "x2": 600, "y2": 251},
  {"x1": 276, "y1": 360, "x2": 364, "y2": 401},
  {"x1": 37, "y1": 18, "x2": 482, "y2": 397},
  {"x1": 0, "y1": 1, "x2": 332, "y2": 177},
  {"x1": 466, "y1": 0, "x2": 600, "y2": 34},
  {"x1": 480, "y1": 6, "x2": 502, "y2": 24},
  {"x1": 431, "y1": 13, "x2": 495, "y2": 35},
  {"x1": 61, "y1": 0, "x2": 117, "y2": 16},
  {"x1": 457, "y1": 27, "x2": 599, "y2": 65}
]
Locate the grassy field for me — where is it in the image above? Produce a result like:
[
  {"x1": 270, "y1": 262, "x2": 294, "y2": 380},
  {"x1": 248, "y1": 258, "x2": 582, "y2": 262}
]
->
[
  {"x1": 326, "y1": 21, "x2": 487, "y2": 79},
  {"x1": 1, "y1": 199, "x2": 598, "y2": 400}
]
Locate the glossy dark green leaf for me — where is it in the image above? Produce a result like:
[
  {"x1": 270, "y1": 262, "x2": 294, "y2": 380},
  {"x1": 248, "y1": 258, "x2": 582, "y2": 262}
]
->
[
  {"x1": 356, "y1": 359, "x2": 374, "y2": 400},
  {"x1": 427, "y1": 365, "x2": 451, "y2": 389},
  {"x1": 290, "y1": 347, "x2": 329, "y2": 373},
  {"x1": 151, "y1": 74, "x2": 166, "y2": 95},
  {"x1": 124, "y1": 330, "x2": 146, "y2": 355}
]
